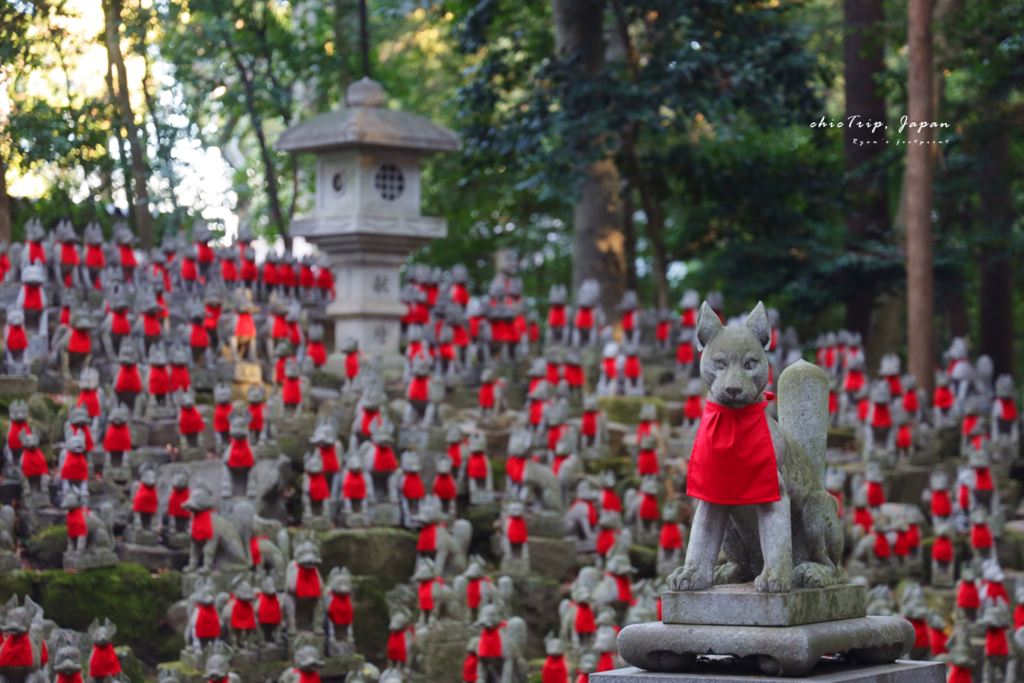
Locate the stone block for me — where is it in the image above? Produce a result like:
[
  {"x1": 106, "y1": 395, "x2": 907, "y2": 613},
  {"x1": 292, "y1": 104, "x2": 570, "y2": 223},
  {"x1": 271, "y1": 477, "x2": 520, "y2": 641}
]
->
[
  {"x1": 662, "y1": 583, "x2": 868, "y2": 627},
  {"x1": 0, "y1": 375, "x2": 38, "y2": 400},
  {"x1": 148, "y1": 419, "x2": 180, "y2": 448},
  {"x1": 235, "y1": 362, "x2": 263, "y2": 383},
  {"x1": 122, "y1": 528, "x2": 160, "y2": 546},
  {"x1": 525, "y1": 537, "x2": 578, "y2": 581},
  {"x1": 316, "y1": 527, "x2": 418, "y2": 590},
  {"x1": 527, "y1": 511, "x2": 566, "y2": 539},
  {"x1": 160, "y1": 655, "x2": 362, "y2": 683},
  {"x1": 599, "y1": 396, "x2": 667, "y2": 425},
  {"x1": 63, "y1": 550, "x2": 119, "y2": 571},
  {"x1": 500, "y1": 556, "x2": 530, "y2": 577},
  {"x1": 617, "y1": 616, "x2": 917, "y2": 677},
  {"x1": 409, "y1": 621, "x2": 475, "y2": 683},
  {"x1": 373, "y1": 502, "x2": 402, "y2": 527},
  {"x1": 116, "y1": 543, "x2": 188, "y2": 571},
  {"x1": 591, "y1": 660, "x2": 946, "y2": 683}
]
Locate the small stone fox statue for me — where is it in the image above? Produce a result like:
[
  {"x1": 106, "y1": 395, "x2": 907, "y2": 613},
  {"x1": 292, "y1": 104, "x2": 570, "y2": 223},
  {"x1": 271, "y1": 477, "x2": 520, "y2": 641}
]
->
[{"x1": 668, "y1": 302, "x2": 843, "y2": 594}]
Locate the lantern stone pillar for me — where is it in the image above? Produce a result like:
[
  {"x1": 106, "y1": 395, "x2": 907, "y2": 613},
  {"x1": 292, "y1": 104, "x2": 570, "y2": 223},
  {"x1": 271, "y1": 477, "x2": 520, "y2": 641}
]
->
[{"x1": 275, "y1": 77, "x2": 460, "y2": 365}]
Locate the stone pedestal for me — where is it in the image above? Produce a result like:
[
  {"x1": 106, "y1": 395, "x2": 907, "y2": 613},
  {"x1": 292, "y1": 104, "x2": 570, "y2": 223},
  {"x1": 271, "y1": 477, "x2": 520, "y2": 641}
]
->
[
  {"x1": 117, "y1": 542, "x2": 188, "y2": 571},
  {"x1": 373, "y1": 502, "x2": 402, "y2": 527},
  {"x1": 21, "y1": 508, "x2": 63, "y2": 536},
  {"x1": 258, "y1": 644, "x2": 287, "y2": 662},
  {"x1": 63, "y1": 550, "x2": 119, "y2": 571},
  {"x1": 470, "y1": 491, "x2": 495, "y2": 506},
  {"x1": 122, "y1": 527, "x2": 159, "y2": 546},
  {"x1": 499, "y1": 556, "x2": 530, "y2": 577},
  {"x1": 0, "y1": 375, "x2": 38, "y2": 400},
  {"x1": 302, "y1": 514, "x2": 332, "y2": 531},
  {"x1": 621, "y1": 583, "x2": 915, "y2": 678},
  {"x1": 409, "y1": 621, "x2": 475, "y2": 683},
  {"x1": 22, "y1": 490, "x2": 51, "y2": 510},
  {"x1": 591, "y1": 660, "x2": 945, "y2": 683}
]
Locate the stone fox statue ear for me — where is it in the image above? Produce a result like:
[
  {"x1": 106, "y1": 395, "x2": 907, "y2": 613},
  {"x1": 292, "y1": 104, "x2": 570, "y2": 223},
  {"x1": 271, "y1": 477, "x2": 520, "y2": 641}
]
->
[
  {"x1": 694, "y1": 302, "x2": 723, "y2": 352},
  {"x1": 744, "y1": 302, "x2": 772, "y2": 351}
]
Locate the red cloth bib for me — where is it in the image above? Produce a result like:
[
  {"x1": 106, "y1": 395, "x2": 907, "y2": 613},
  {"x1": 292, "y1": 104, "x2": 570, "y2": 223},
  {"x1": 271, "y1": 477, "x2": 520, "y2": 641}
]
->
[
  {"x1": 342, "y1": 471, "x2": 366, "y2": 500},
  {"x1": 867, "y1": 481, "x2": 885, "y2": 507},
  {"x1": 103, "y1": 423, "x2": 132, "y2": 451},
  {"x1": 192, "y1": 510, "x2": 214, "y2": 541},
  {"x1": 214, "y1": 403, "x2": 232, "y2": 432},
  {"x1": 548, "y1": 305, "x2": 567, "y2": 327},
  {"x1": 506, "y1": 456, "x2": 526, "y2": 483},
  {"x1": 6, "y1": 324, "x2": 27, "y2": 352},
  {"x1": 418, "y1": 523, "x2": 438, "y2": 552},
  {"x1": 258, "y1": 593, "x2": 281, "y2": 624},
  {"x1": 873, "y1": 533, "x2": 890, "y2": 558},
  {"x1": 221, "y1": 260, "x2": 238, "y2": 282},
  {"x1": 931, "y1": 489, "x2": 952, "y2": 516},
  {"x1": 597, "y1": 528, "x2": 617, "y2": 556},
  {"x1": 262, "y1": 263, "x2": 279, "y2": 285},
  {"x1": 168, "y1": 488, "x2": 191, "y2": 518},
  {"x1": 962, "y1": 414, "x2": 979, "y2": 437},
  {"x1": 447, "y1": 443, "x2": 463, "y2": 469},
  {"x1": 148, "y1": 365, "x2": 169, "y2": 395},
  {"x1": 602, "y1": 357, "x2": 618, "y2": 379},
  {"x1": 307, "y1": 341, "x2": 327, "y2": 366},
  {"x1": 307, "y1": 473, "x2": 329, "y2": 501},
  {"x1": 248, "y1": 403, "x2": 264, "y2": 431},
  {"x1": 133, "y1": 483, "x2": 158, "y2": 514},
  {"x1": 316, "y1": 445, "x2": 339, "y2": 474},
  {"x1": 896, "y1": 425, "x2": 912, "y2": 449},
  {"x1": 907, "y1": 618, "x2": 928, "y2": 648},
  {"x1": 677, "y1": 342, "x2": 694, "y2": 364},
  {"x1": 972, "y1": 523, "x2": 993, "y2": 549},
  {"x1": 986, "y1": 581, "x2": 1009, "y2": 605},
  {"x1": 507, "y1": 516, "x2": 528, "y2": 543},
  {"x1": 0, "y1": 633, "x2": 33, "y2": 667},
  {"x1": 903, "y1": 391, "x2": 919, "y2": 412},
  {"x1": 85, "y1": 245, "x2": 105, "y2": 268},
  {"x1": 843, "y1": 370, "x2": 865, "y2": 392},
  {"x1": 58, "y1": 673, "x2": 83, "y2": 683},
  {"x1": 660, "y1": 523, "x2": 683, "y2": 549},
  {"x1": 932, "y1": 536, "x2": 953, "y2": 562},
  {"x1": 543, "y1": 655, "x2": 568, "y2": 683},
  {"x1": 624, "y1": 356, "x2": 641, "y2": 378},
  {"x1": 282, "y1": 378, "x2": 302, "y2": 405},
  {"x1": 344, "y1": 352, "x2": 359, "y2": 379},
  {"x1": 463, "y1": 652, "x2": 478, "y2": 682},
  {"x1": 479, "y1": 627, "x2": 503, "y2": 657},
  {"x1": 22, "y1": 284, "x2": 42, "y2": 310},
  {"x1": 574, "y1": 603, "x2": 596, "y2": 633},
  {"x1": 72, "y1": 424, "x2": 94, "y2": 452},
  {"x1": 194, "y1": 603, "x2": 220, "y2": 638},
  {"x1": 656, "y1": 320, "x2": 670, "y2": 341},
  {"x1": 610, "y1": 573, "x2": 632, "y2": 602},
  {"x1": 468, "y1": 453, "x2": 488, "y2": 479},
  {"x1": 67, "y1": 507, "x2": 87, "y2": 538},
  {"x1": 235, "y1": 313, "x2": 256, "y2": 337},
  {"x1": 637, "y1": 449, "x2": 659, "y2": 476},
  {"x1": 419, "y1": 579, "x2": 437, "y2": 610},
  {"x1": 885, "y1": 375, "x2": 903, "y2": 397},
  {"x1": 957, "y1": 581, "x2": 980, "y2": 609},
  {"x1": 684, "y1": 396, "x2": 703, "y2": 420},
  {"x1": 466, "y1": 577, "x2": 489, "y2": 608},
  {"x1": 328, "y1": 593, "x2": 352, "y2": 625},
  {"x1": 687, "y1": 395, "x2": 779, "y2": 505},
  {"x1": 116, "y1": 365, "x2": 142, "y2": 393},
  {"x1": 975, "y1": 467, "x2": 994, "y2": 491},
  {"x1": 639, "y1": 493, "x2": 659, "y2": 520},
  {"x1": 21, "y1": 448, "x2": 47, "y2": 477},
  {"x1": 373, "y1": 445, "x2": 397, "y2": 472},
  {"x1": 230, "y1": 598, "x2": 256, "y2": 629},
  {"x1": 930, "y1": 627, "x2": 947, "y2": 656},
  {"x1": 295, "y1": 566, "x2": 321, "y2": 597},
  {"x1": 986, "y1": 628, "x2": 1009, "y2": 657},
  {"x1": 871, "y1": 403, "x2": 892, "y2": 428},
  {"x1": 408, "y1": 377, "x2": 430, "y2": 402},
  {"x1": 598, "y1": 653, "x2": 615, "y2": 672},
  {"x1": 8, "y1": 420, "x2": 31, "y2": 450},
  {"x1": 934, "y1": 386, "x2": 954, "y2": 409},
  {"x1": 601, "y1": 488, "x2": 621, "y2": 512},
  {"x1": 949, "y1": 666, "x2": 971, "y2": 683},
  {"x1": 171, "y1": 365, "x2": 191, "y2": 392},
  {"x1": 433, "y1": 473, "x2": 457, "y2": 500},
  {"x1": 387, "y1": 631, "x2": 407, "y2": 662},
  {"x1": 68, "y1": 329, "x2": 91, "y2": 354},
  {"x1": 575, "y1": 308, "x2": 594, "y2": 329},
  {"x1": 90, "y1": 643, "x2": 121, "y2": 678},
  {"x1": 998, "y1": 397, "x2": 1018, "y2": 421},
  {"x1": 77, "y1": 389, "x2": 101, "y2": 417},
  {"x1": 61, "y1": 451, "x2": 88, "y2": 481},
  {"x1": 228, "y1": 439, "x2": 254, "y2": 468}
]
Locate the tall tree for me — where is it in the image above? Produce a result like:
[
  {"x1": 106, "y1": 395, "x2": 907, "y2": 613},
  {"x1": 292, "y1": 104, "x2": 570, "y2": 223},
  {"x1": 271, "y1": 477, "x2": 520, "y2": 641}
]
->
[
  {"x1": 905, "y1": 0, "x2": 935, "y2": 394},
  {"x1": 551, "y1": 0, "x2": 626, "y2": 314},
  {"x1": 103, "y1": 0, "x2": 154, "y2": 248},
  {"x1": 843, "y1": 0, "x2": 889, "y2": 340}
]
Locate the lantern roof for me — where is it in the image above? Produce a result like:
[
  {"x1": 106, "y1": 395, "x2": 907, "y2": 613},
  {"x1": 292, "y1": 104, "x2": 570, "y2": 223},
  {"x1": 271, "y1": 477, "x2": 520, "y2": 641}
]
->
[{"x1": 275, "y1": 77, "x2": 460, "y2": 155}]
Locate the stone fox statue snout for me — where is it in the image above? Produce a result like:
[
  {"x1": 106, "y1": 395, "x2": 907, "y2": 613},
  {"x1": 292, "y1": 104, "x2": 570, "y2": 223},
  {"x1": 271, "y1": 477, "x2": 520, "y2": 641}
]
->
[{"x1": 669, "y1": 302, "x2": 843, "y2": 594}]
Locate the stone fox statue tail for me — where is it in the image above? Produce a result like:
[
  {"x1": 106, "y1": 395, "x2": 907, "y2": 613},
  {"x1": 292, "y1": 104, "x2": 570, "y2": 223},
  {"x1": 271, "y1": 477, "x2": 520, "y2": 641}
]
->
[{"x1": 669, "y1": 302, "x2": 843, "y2": 594}]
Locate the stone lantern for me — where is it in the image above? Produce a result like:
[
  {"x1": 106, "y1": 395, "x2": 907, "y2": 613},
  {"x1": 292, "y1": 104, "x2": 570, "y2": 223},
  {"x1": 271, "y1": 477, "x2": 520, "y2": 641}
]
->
[{"x1": 275, "y1": 77, "x2": 460, "y2": 362}]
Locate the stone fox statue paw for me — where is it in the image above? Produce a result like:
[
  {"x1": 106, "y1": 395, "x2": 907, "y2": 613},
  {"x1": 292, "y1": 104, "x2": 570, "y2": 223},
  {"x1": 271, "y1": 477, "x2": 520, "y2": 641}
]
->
[{"x1": 672, "y1": 301, "x2": 843, "y2": 594}]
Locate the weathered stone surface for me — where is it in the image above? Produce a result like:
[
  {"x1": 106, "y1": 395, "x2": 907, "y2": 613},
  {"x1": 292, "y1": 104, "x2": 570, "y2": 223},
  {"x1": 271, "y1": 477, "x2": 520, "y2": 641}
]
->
[
  {"x1": 598, "y1": 396, "x2": 667, "y2": 425},
  {"x1": 409, "y1": 621, "x2": 476, "y2": 683},
  {"x1": 617, "y1": 616, "x2": 916, "y2": 677},
  {"x1": 662, "y1": 584, "x2": 867, "y2": 627},
  {"x1": 0, "y1": 375, "x2": 38, "y2": 400},
  {"x1": 778, "y1": 361, "x2": 829, "y2": 484},
  {"x1": 160, "y1": 654, "x2": 363, "y2": 683},
  {"x1": 592, "y1": 660, "x2": 945, "y2": 683},
  {"x1": 116, "y1": 542, "x2": 188, "y2": 571},
  {"x1": 528, "y1": 537, "x2": 578, "y2": 581},
  {"x1": 316, "y1": 527, "x2": 418, "y2": 590}
]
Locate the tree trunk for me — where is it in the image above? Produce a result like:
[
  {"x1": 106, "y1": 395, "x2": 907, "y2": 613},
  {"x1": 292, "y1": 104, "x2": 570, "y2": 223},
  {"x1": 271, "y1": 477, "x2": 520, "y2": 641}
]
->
[
  {"x1": 334, "y1": 0, "x2": 358, "y2": 89},
  {"x1": 622, "y1": 185, "x2": 638, "y2": 291},
  {"x1": 978, "y1": 125, "x2": 1013, "y2": 376},
  {"x1": 552, "y1": 0, "x2": 626, "y2": 314},
  {"x1": 227, "y1": 43, "x2": 289, "y2": 248},
  {"x1": 905, "y1": 0, "x2": 935, "y2": 395},
  {"x1": 843, "y1": 0, "x2": 889, "y2": 340},
  {"x1": 0, "y1": 153, "x2": 10, "y2": 244},
  {"x1": 103, "y1": 0, "x2": 153, "y2": 248}
]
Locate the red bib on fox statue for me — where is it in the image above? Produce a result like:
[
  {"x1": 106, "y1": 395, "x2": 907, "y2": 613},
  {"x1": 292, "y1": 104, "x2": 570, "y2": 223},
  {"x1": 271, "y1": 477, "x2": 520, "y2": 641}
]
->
[{"x1": 687, "y1": 392, "x2": 780, "y2": 505}]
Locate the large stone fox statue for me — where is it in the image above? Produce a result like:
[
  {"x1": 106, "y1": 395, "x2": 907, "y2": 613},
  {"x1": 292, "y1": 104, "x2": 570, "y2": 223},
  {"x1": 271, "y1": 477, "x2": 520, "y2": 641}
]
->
[{"x1": 668, "y1": 302, "x2": 843, "y2": 594}]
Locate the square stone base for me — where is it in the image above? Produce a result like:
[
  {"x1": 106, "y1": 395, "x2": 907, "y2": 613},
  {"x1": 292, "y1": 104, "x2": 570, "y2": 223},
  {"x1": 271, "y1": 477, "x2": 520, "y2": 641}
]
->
[
  {"x1": 500, "y1": 556, "x2": 530, "y2": 577},
  {"x1": 373, "y1": 502, "x2": 401, "y2": 527},
  {"x1": 616, "y1": 616, "x2": 916, "y2": 677},
  {"x1": 64, "y1": 551, "x2": 119, "y2": 571},
  {"x1": 662, "y1": 584, "x2": 868, "y2": 627},
  {"x1": 117, "y1": 542, "x2": 188, "y2": 571},
  {"x1": 258, "y1": 644, "x2": 287, "y2": 662},
  {"x1": 470, "y1": 491, "x2": 495, "y2": 506},
  {"x1": 123, "y1": 527, "x2": 159, "y2": 546},
  {"x1": 591, "y1": 660, "x2": 945, "y2": 683},
  {"x1": 22, "y1": 491, "x2": 51, "y2": 510}
]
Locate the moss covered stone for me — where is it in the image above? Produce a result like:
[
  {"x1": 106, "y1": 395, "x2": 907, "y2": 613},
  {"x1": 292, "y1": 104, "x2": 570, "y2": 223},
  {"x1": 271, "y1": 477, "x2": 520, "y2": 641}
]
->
[
  {"x1": 0, "y1": 564, "x2": 184, "y2": 665},
  {"x1": 24, "y1": 523, "x2": 67, "y2": 570},
  {"x1": 597, "y1": 396, "x2": 666, "y2": 425},
  {"x1": 315, "y1": 528, "x2": 418, "y2": 590}
]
